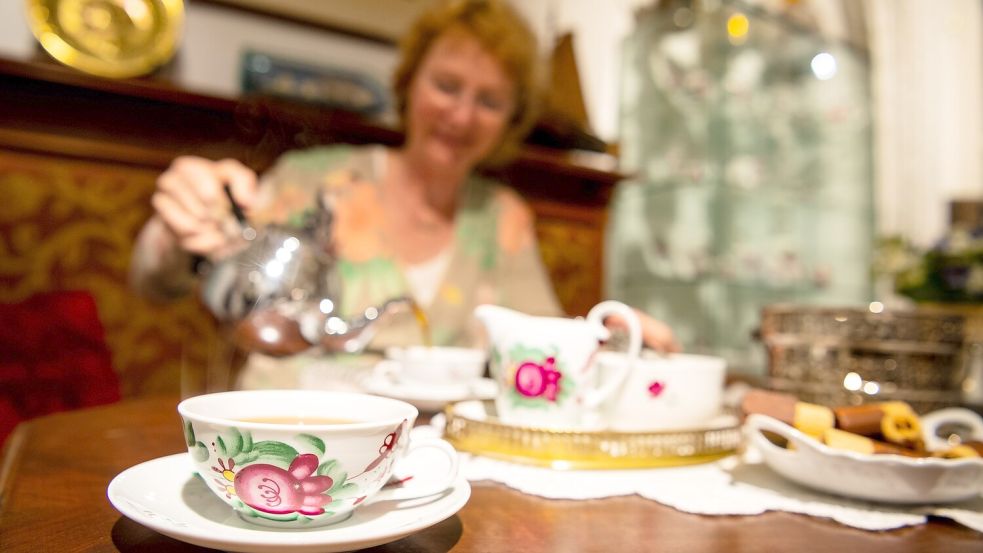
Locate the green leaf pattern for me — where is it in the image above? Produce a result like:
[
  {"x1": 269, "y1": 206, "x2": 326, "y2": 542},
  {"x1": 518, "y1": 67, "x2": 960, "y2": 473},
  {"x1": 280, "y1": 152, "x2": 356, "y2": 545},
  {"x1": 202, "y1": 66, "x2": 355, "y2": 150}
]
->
[
  {"x1": 297, "y1": 434, "x2": 326, "y2": 456},
  {"x1": 235, "y1": 440, "x2": 299, "y2": 466},
  {"x1": 316, "y1": 458, "x2": 347, "y2": 485},
  {"x1": 182, "y1": 419, "x2": 209, "y2": 461}
]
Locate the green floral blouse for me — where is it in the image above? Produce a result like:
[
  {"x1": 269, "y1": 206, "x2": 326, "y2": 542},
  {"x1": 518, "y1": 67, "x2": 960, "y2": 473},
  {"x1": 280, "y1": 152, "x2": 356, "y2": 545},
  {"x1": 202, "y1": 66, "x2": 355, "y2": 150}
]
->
[{"x1": 238, "y1": 145, "x2": 562, "y2": 388}]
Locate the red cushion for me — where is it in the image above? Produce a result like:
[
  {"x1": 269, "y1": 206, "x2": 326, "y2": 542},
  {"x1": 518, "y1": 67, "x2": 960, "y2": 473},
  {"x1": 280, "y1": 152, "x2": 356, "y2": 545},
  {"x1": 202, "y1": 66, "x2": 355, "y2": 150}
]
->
[{"x1": 0, "y1": 291, "x2": 121, "y2": 446}]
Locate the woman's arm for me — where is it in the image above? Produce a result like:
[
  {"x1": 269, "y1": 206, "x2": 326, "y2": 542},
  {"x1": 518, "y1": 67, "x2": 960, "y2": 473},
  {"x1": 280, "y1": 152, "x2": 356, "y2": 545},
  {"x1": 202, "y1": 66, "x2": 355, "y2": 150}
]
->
[{"x1": 129, "y1": 156, "x2": 258, "y2": 301}]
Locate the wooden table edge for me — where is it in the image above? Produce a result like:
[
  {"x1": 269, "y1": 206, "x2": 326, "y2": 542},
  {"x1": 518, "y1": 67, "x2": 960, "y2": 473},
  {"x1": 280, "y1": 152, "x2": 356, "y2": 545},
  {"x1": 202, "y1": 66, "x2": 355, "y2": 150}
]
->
[{"x1": 0, "y1": 421, "x2": 31, "y2": 516}]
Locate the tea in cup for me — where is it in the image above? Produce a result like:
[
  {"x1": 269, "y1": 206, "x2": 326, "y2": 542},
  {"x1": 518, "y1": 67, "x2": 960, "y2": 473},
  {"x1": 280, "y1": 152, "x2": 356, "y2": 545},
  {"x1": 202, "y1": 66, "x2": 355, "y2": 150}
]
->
[
  {"x1": 475, "y1": 301, "x2": 642, "y2": 429},
  {"x1": 597, "y1": 351, "x2": 726, "y2": 431},
  {"x1": 375, "y1": 346, "x2": 487, "y2": 391},
  {"x1": 178, "y1": 390, "x2": 459, "y2": 528}
]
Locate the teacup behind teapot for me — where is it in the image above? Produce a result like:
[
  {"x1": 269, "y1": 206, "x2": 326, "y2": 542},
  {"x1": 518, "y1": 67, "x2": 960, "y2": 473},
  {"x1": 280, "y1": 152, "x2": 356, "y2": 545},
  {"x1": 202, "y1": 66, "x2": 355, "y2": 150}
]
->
[{"x1": 475, "y1": 301, "x2": 642, "y2": 429}]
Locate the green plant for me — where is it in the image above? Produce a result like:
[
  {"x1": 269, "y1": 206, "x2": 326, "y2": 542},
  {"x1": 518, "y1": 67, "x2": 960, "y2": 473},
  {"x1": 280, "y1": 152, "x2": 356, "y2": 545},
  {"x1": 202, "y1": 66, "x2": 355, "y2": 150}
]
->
[{"x1": 874, "y1": 230, "x2": 983, "y2": 303}]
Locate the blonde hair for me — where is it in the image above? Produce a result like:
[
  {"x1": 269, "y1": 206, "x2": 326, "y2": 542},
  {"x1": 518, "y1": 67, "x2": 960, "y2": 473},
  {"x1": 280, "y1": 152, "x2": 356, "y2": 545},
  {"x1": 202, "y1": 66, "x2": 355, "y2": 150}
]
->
[{"x1": 393, "y1": 0, "x2": 540, "y2": 166}]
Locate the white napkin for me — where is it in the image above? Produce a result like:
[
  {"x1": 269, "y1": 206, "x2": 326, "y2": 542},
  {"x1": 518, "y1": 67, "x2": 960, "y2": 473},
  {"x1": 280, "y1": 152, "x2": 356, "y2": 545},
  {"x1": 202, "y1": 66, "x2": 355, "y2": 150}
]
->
[{"x1": 423, "y1": 417, "x2": 983, "y2": 533}]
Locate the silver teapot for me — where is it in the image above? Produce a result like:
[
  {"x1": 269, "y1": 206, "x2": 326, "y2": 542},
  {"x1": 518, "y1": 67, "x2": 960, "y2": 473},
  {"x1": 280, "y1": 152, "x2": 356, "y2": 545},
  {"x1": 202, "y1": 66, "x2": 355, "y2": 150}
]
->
[{"x1": 201, "y1": 197, "x2": 413, "y2": 356}]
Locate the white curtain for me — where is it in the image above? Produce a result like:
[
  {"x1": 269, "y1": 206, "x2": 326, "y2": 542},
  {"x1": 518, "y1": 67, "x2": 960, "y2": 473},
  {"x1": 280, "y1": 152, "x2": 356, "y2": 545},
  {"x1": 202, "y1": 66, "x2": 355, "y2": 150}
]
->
[{"x1": 866, "y1": 0, "x2": 983, "y2": 247}]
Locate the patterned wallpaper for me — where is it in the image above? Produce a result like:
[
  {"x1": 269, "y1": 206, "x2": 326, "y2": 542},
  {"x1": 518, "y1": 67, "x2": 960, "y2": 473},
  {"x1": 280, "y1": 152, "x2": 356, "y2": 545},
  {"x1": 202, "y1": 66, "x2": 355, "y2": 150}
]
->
[{"x1": 0, "y1": 149, "x2": 237, "y2": 398}]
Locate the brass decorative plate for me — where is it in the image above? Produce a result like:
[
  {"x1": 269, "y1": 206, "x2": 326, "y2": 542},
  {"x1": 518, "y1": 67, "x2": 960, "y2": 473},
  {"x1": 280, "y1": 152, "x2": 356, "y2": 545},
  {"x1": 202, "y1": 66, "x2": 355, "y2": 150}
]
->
[
  {"x1": 26, "y1": 0, "x2": 185, "y2": 78},
  {"x1": 443, "y1": 400, "x2": 741, "y2": 470}
]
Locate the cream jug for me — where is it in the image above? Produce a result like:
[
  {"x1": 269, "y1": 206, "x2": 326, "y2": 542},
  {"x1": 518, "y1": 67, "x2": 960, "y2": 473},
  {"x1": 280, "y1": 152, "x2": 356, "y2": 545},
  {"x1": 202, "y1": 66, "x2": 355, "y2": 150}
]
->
[{"x1": 474, "y1": 301, "x2": 642, "y2": 429}]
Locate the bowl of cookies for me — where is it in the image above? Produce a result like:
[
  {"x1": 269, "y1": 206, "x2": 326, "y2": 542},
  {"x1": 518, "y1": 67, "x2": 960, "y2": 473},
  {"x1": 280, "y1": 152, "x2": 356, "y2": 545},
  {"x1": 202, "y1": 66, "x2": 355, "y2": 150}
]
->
[{"x1": 742, "y1": 389, "x2": 983, "y2": 504}]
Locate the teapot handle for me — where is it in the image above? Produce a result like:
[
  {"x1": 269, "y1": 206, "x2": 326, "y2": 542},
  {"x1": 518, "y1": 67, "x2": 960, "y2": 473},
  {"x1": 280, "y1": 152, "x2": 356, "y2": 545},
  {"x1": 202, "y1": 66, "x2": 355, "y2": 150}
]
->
[{"x1": 583, "y1": 301, "x2": 642, "y2": 408}]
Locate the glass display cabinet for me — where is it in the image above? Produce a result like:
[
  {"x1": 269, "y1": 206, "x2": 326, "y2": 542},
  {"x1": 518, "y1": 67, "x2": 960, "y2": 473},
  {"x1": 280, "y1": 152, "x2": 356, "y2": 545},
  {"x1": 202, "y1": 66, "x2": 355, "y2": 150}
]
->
[{"x1": 607, "y1": 0, "x2": 874, "y2": 373}]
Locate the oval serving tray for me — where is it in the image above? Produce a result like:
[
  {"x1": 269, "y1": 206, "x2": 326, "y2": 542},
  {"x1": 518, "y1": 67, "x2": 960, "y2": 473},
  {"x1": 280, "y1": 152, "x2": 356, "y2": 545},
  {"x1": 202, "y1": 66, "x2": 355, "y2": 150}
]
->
[{"x1": 443, "y1": 400, "x2": 740, "y2": 470}]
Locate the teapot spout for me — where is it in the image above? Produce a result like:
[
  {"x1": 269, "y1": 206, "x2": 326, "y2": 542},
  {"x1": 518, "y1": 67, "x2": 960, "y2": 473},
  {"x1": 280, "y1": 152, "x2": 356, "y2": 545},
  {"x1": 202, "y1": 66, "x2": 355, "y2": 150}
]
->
[{"x1": 320, "y1": 296, "x2": 417, "y2": 353}]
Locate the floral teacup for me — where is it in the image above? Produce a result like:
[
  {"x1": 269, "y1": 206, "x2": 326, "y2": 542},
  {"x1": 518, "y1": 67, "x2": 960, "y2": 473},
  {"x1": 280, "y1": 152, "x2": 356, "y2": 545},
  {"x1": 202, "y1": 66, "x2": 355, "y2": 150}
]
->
[
  {"x1": 598, "y1": 351, "x2": 726, "y2": 431},
  {"x1": 178, "y1": 390, "x2": 459, "y2": 528}
]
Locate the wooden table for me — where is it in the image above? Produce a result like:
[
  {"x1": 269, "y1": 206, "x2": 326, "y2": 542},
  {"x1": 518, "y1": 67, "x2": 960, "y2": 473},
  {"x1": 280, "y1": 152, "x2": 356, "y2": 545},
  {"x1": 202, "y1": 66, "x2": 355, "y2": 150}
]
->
[{"x1": 1, "y1": 397, "x2": 980, "y2": 552}]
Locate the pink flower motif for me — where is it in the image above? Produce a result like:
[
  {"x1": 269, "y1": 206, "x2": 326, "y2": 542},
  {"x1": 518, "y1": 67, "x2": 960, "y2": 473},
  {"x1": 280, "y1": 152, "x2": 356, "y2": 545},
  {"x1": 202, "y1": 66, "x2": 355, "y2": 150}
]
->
[
  {"x1": 234, "y1": 453, "x2": 334, "y2": 515},
  {"x1": 514, "y1": 357, "x2": 562, "y2": 401},
  {"x1": 359, "y1": 421, "x2": 405, "y2": 475},
  {"x1": 648, "y1": 381, "x2": 666, "y2": 397}
]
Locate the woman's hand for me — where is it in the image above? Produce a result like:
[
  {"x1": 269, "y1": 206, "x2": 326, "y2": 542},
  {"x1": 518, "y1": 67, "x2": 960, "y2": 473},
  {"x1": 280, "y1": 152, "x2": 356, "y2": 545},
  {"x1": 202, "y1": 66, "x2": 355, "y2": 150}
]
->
[
  {"x1": 605, "y1": 308, "x2": 682, "y2": 354},
  {"x1": 152, "y1": 156, "x2": 259, "y2": 257}
]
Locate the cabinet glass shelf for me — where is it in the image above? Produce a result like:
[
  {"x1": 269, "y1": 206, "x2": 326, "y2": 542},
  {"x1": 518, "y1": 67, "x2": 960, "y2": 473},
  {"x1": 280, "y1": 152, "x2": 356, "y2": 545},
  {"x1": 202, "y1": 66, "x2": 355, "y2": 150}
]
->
[{"x1": 608, "y1": 0, "x2": 874, "y2": 374}]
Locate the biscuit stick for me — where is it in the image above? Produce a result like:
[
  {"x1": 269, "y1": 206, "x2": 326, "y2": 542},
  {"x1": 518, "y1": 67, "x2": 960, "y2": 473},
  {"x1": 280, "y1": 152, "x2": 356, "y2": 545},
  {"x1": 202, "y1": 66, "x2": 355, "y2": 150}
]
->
[
  {"x1": 742, "y1": 389, "x2": 835, "y2": 438},
  {"x1": 823, "y1": 427, "x2": 926, "y2": 457}
]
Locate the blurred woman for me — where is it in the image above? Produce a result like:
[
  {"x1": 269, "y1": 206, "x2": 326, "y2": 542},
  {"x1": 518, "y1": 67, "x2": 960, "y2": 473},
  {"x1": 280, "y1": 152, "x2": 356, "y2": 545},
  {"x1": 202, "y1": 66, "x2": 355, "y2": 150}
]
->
[{"x1": 131, "y1": 0, "x2": 678, "y2": 388}]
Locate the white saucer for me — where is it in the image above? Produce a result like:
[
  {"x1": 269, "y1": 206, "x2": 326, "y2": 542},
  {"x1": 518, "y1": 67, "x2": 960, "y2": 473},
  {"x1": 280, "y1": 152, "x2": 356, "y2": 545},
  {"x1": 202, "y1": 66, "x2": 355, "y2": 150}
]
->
[
  {"x1": 107, "y1": 453, "x2": 471, "y2": 553},
  {"x1": 365, "y1": 377, "x2": 498, "y2": 412}
]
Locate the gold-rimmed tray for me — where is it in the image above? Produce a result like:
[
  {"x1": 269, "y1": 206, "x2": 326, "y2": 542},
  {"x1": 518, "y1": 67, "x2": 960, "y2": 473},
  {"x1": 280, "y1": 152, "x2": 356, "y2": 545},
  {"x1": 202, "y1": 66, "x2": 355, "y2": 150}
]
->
[
  {"x1": 26, "y1": 0, "x2": 185, "y2": 78},
  {"x1": 443, "y1": 400, "x2": 741, "y2": 470}
]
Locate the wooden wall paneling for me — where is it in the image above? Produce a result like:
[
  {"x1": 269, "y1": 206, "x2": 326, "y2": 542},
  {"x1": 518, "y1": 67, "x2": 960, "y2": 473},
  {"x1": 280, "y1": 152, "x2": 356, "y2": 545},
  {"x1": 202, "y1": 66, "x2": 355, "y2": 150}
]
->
[
  {"x1": 0, "y1": 149, "x2": 234, "y2": 398},
  {"x1": 530, "y1": 199, "x2": 607, "y2": 316}
]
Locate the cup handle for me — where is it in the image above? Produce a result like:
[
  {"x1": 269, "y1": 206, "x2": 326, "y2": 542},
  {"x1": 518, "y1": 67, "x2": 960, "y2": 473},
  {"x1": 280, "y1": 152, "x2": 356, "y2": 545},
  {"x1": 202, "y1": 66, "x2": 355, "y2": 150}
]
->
[
  {"x1": 920, "y1": 407, "x2": 983, "y2": 451},
  {"x1": 744, "y1": 413, "x2": 811, "y2": 459},
  {"x1": 367, "y1": 437, "x2": 460, "y2": 502},
  {"x1": 583, "y1": 300, "x2": 643, "y2": 408}
]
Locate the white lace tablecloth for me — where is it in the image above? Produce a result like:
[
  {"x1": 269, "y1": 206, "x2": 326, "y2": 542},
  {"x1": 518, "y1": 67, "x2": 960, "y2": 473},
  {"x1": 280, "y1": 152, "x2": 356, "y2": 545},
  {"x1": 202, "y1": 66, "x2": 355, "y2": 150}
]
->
[{"x1": 416, "y1": 420, "x2": 983, "y2": 533}]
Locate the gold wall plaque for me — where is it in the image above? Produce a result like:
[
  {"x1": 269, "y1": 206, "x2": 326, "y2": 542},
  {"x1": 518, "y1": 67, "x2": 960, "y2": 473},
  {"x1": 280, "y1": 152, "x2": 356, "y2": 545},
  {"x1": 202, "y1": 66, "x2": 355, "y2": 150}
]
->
[{"x1": 26, "y1": 0, "x2": 184, "y2": 78}]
